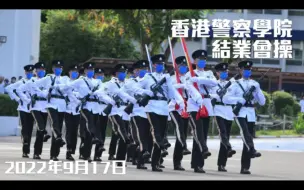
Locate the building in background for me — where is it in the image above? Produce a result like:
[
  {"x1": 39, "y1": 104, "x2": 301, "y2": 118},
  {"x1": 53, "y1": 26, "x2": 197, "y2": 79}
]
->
[{"x1": 0, "y1": 10, "x2": 41, "y2": 79}]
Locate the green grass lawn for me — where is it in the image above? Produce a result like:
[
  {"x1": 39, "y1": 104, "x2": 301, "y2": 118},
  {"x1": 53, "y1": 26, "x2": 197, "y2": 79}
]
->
[{"x1": 256, "y1": 129, "x2": 300, "y2": 136}]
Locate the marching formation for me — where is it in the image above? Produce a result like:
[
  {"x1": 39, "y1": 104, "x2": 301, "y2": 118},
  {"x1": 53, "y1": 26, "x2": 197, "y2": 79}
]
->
[{"x1": 6, "y1": 45, "x2": 266, "y2": 175}]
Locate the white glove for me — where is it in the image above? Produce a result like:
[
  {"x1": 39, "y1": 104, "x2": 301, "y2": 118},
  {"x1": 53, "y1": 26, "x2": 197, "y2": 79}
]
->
[
  {"x1": 253, "y1": 82, "x2": 260, "y2": 90},
  {"x1": 174, "y1": 83, "x2": 186, "y2": 89},
  {"x1": 238, "y1": 98, "x2": 246, "y2": 105},
  {"x1": 129, "y1": 97, "x2": 137, "y2": 104},
  {"x1": 190, "y1": 77, "x2": 199, "y2": 83},
  {"x1": 143, "y1": 90, "x2": 154, "y2": 97},
  {"x1": 178, "y1": 102, "x2": 185, "y2": 110},
  {"x1": 164, "y1": 74, "x2": 171, "y2": 81}
]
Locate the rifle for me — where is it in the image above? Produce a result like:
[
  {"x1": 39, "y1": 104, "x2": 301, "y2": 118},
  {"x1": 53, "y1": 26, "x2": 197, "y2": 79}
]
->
[
  {"x1": 124, "y1": 94, "x2": 143, "y2": 115},
  {"x1": 103, "y1": 94, "x2": 123, "y2": 115},
  {"x1": 76, "y1": 83, "x2": 100, "y2": 111},
  {"x1": 211, "y1": 73, "x2": 240, "y2": 107},
  {"x1": 232, "y1": 68, "x2": 271, "y2": 116},
  {"x1": 168, "y1": 36, "x2": 189, "y2": 118},
  {"x1": 138, "y1": 70, "x2": 175, "y2": 107}
]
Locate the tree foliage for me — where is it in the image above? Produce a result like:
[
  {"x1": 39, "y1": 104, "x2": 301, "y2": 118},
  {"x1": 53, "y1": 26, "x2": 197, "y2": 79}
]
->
[
  {"x1": 40, "y1": 10, "x2": 139, "y2": 72},
  {"x1": 74, "y1": 9, "x2": 214, "y2": 61}
]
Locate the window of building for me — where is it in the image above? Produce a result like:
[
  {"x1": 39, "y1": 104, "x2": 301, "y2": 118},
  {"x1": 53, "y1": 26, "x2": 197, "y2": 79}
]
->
[
  {"x1": 286, "y1": 41, "x2": 304, "y2": 66},
  {"x1": 264, "y1": 9, "x2": 282, "y2": 15},
  {"x1": 288, "y1": 10, "x2": 304, "y2": 16}
]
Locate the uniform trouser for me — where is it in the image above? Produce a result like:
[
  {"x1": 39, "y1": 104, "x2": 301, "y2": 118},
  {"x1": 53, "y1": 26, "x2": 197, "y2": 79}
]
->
[
  {"x1": 215, "y1": 116, "x2": 232, "y2": 166},
  {"x1": 64, "y1": 113, "x2": 80, "y2": 154},
  {"x1": 188, "y1": 112, "x2": 209, "y2": 168},
  {"x1": 80, "y1": 109, "x2": 98, "y2": 158},
  {"x1": 169, "y1": 111, "x2": 189, "y2": 167},
  {"x1": 132, "y1": 116, "x2": 150, "y2": 165},
  {"x1": 47, "y1": 108, "x2": 65, "y2": 157},
  {"x1": 234, "y1": 117, "x2": 256, "y2": 170},
  {"x1": 19, "y1": 111, "x2": 35, "y2": 154},
  {"x1": 31, "y1": 111, "x2": 48, "y2": 155},
  {"x1": 95, "y1": 115, "x2": 108, "y2": 158},
  {"x1": 108, "y1": 116, "x2": 119, "y2": 156},
  {"x1": 110, "y1": 115, "x2": 129, "y2": 161},
  {"x1": 147, "y1": 112, "x2": 168, "y2": 167},
  {"x1": 127, "y1": 120, "x2": 139, "y2": 161},
  {"x1": 79, "y1": 114, "x2": 86, "y2": 156}
]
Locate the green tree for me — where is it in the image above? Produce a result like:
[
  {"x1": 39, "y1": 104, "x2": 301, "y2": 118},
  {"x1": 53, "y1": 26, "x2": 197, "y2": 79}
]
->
[
  {"x1": 74, "y1": 9, "x2": 215, "y2": 60},
  {"x1": 40, "y1": 10, "x2": 139, "y2": 72},
  {"x1": 113, "y1": 9, "x2": 214, "y2": 60}
]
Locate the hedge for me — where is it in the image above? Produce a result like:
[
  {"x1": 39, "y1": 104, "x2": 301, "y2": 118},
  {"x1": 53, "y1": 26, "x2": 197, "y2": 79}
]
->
[{"x1": 0, "y1": 94, "x2": 18, "y2": 116}]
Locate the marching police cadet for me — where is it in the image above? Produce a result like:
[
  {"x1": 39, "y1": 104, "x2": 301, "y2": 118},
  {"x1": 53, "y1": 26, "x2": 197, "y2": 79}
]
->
[
  {"x1": 93, "y1": 68, "x2": 111, "y2": 161},
  {"x1": 209, "y1": 62, "x2": 236, "y2": 172},
  {"x1": 32, "y1": 60, "x2": 68, "y2": 161},
  {"x1": 222, "y1": 60, "x2": 265, "y2": 174},
  {"x1": 6, "y1": 65, "x2": 35, "y2": 158},
  {"x1": 168, "y1": 56, "x2": 192, "y2": 171},
  {"x1": 123, "y1": 60, "x2": 154, "y2": 169},
  {"x1": 107, "y1": 71, "x2": 119, "y2": 161},
  {"x1": 59, "y1": 62, "x2": 103, "y2": 162},
  {"x1": 16, "y1": 62, "x2": 50, "y2": 159},
  {"x1": 137, "y1": 54, "x2": 185, "y2": 172},
  {"x1": 105, "y1": 64, "x2": 137, "y2": 165},
  {"x1": 185, "y1": 50, "x2": 217, "y2": 173},
  {"x1": 78, "y1": 66, "x2": 86, "y2": 159},
  {"x1": 64, "y1": 64, "x2": 81, "y2": 161}
]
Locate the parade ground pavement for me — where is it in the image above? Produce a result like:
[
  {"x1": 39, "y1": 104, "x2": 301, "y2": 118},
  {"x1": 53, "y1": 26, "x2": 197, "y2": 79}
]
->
[{"x1": 0, "y1": 137, "x2": 303, "y2": 180}]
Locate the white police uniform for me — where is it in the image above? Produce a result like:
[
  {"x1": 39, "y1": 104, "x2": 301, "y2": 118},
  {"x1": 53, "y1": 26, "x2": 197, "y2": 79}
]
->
[
  {"x1": 137, "y1": 54, "x2": 184, "y2": 171},
  {"x1": 104, "y1": 64, "x2": 136, "y2": 163},
  {"x1": 17, "y1": 71, "x2": 50, "y2": 159},
  {"x1": 59, "y1": 63, "x2": 103, "y2": 161},
  {"x1": 209, "y1": 63, "x2": 236, "y2": 171},
  {"x1": 64, "y1": 65, "x2": 83, "y2": 161},
  {"x1": 222, "y1": 60, "x2": 266, "y2": 174},
  {"x1": 32, "y1": 60, "x2": 69, "y2": 160},
  {"x1": 5, "y1": 65, "x2": 35, "y2": 157},
  {"x1": 92, "y1": 73, "x2": 116, "y2": 161}
]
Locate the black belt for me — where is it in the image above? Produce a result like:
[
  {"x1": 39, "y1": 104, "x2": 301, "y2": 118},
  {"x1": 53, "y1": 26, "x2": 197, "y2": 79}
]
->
[
  {"x1": 87, "y1": 99, "x2": 99, "y2": 102},
  {"x1": 50, "y1": 95, "x2": 65, "y2": 99},
  {"x1": 35, "y1": 97, "x2": 47, "y2": 101},
  {"x1": 203, "y1": 95, "x2": 210, "y2": 98},
  {"x1": 244, "y1": 103, "x2": 254, "y2": 108},
  {"x1": 151, "y1": 97, "x2": 167, "y2": 101},
  {"x1": 215, "y1": 102, "x2": 234, "y2": 106}
]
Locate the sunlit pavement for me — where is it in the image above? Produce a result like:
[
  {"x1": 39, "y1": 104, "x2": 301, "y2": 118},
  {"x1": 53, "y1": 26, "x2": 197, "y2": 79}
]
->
[{"x1": 0, "y1": 137, "x2": 303, "y2": 180}]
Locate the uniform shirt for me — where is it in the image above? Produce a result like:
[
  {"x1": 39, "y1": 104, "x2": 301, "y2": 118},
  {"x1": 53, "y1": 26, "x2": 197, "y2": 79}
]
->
[
  {"x1": 32, "y1": 74, "x2": 69, "y2": 112},
  {"x1": 168, "y1": 74, "x2": 204, "y2": 114},
  {"x1": 138, "y1": 72, "x2": 184, "y2": 116},
  {"x1": 17, "y1": 77, "x2": 48, "y2": 113},
  {"x1": 300, "y1": 99, "x2": 304, "y2": 113},
  {"x1": 93, "y1": 79, "x2": 116, "y2": 116},
  {"x1": 123, "y1": 77, "x2": 153, "y2": 119},
  {"x1": 185, "y1": 69, "x2": 217, "y2": 115},
  {"x1": 59, "y1": 76, "x2": 100, "y2": 114},
  {"x1": 209, "y1": 80, "x2": 234, "y2": 121},
  {"x1": 6, "y1": 78, "x2": 32, "y2": 113},
  {"x1": 222, "y1": 78, "x2": 266, "y2": 122},
  {"x1": 105, "y1": 77, "x2": 136, "y2": 121},
  {"x1": 65, "y1": 78, "x2": 82, "y2": 115}
]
